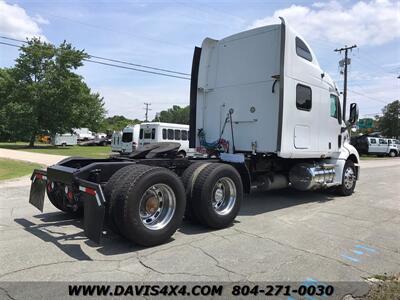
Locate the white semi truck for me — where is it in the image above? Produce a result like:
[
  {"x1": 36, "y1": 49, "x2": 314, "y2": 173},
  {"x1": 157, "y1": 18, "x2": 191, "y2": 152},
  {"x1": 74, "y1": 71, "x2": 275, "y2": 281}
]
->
[{"x1": 29, "y1": 19, "x2": 360, "y2": 247}]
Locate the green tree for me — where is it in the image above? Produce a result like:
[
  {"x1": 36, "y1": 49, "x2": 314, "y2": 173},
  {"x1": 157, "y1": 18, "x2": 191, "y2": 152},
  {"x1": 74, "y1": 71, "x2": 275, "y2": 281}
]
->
[
  {"x1": 99, "y1": 115, "x2": 141, "y2": 133},
  {"x1": 153, "y1": 105, "x2": 189, "y2": 124},
  {"x1": 0, "y1": 38, "x2": 106, "y2": 146},
  {"x1": 378, "y1": 100, "x2": 400, "y2": 138}
]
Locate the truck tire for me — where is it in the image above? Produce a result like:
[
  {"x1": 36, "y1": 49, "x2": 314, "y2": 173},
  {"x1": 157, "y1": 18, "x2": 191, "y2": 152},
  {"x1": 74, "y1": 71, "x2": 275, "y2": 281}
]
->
[
  {"x1": 46, "y1": 182, "x2": 82, "y2": 216},
  {"x1": 191, "y1": 163, "x2": 243, "y2": 229},
  {"x1": 104, "y1": 165, "x2": 137, "y2": 234},
  {"x1": 181, "y1": 162, "x2": 210, "y2": 222},
  {"x1": 111, "y1": 165, "x2": 186, "y2": 246},
  {"x1": 336, "y1": 160, "x2": 357, "y2": 196},
  {"x1": 389, "y1": 150, "x2": 396, "y2": 157}
]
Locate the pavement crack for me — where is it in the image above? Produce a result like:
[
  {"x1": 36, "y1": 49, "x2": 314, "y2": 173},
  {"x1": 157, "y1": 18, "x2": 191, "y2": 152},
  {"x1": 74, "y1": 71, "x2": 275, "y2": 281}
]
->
[
  {"x1": 189, "y1": 244, "x2": 245, "y2": 280},
  {"x1": 136, "y1": 253, "x2": 215, "y2": 279},
  {"x1": 0, "y1": 260, "x2": 76, "y2": 280},
  {"x1": 0, "y1": 286, "x2": 16, "y2": 300}
]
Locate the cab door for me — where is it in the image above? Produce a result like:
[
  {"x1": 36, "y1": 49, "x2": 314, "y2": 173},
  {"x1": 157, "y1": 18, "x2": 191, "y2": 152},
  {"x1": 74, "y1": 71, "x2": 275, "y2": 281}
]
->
[
  {"x1": 368, "y1": 138, "x2": 378, "y2": 153},
  {"x1": 378, "y1": 138, "x2": 388, "y2": 153}
]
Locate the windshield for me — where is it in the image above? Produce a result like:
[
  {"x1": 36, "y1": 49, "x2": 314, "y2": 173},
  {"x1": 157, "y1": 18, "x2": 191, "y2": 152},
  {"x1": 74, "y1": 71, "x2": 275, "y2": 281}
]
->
[{"x1": 122, "y1": 132, "x2": 133, "y2": 143}]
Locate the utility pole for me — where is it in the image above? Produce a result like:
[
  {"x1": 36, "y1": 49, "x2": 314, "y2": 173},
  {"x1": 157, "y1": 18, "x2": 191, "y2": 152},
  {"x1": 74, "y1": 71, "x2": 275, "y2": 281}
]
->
[
  {"x1": 144, "y1": 102, "x2": 151, "y2": 122},
  {"x1": 334, "y1": 44, "x2": 357, "y2": 121}
]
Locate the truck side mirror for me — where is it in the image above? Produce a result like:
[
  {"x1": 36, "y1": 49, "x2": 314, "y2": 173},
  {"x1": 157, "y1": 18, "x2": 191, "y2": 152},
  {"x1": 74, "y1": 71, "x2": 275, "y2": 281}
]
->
[{"x1": 348, "y1": 103, "x2": 359, "y2": 125}]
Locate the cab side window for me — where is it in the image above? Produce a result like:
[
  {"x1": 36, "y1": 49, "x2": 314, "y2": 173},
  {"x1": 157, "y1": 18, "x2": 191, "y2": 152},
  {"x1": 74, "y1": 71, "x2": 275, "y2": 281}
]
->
[
  {"x1": 379, "y1": 139, "x2": 387, "y2": 144},
  {"x1": 162, "y1": 129, "x2": 167, "y2": 139},
  {"x1": 296, "y1": 84, "x2": 312, "y2": 111},
  {"x1": 370, "y1": 138, "x2": 376, "y2": 144},
  {"x1": 296, "y1": 37, "x2": 312, "y2": 62}
]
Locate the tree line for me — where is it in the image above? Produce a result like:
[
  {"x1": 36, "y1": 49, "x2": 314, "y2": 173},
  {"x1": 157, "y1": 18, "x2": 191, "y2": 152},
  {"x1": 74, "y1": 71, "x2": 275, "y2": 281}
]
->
[
  {"x1": 356, "y1": 100, "x2": 400, "y2": 138},
  {"x1": 0, "y1": 38, "x2": 190, "y2": 146}
]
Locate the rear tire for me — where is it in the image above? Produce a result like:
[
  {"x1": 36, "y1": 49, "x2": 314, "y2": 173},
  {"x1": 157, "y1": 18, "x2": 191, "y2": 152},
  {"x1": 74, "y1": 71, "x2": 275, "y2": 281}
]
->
[
  {"x1": 389, "y1": 150, "x2": 396, "y2": 157},
  {"x1": 111, "y1": 165, "x2": 186, "y2": 246},
  {"x1": 191, "y1": 163, "x2": 243, "y2": 229},
  {"x1": 181, "y1": 162, "x2": 209, "y2": 222},
  {"x1": 104, "y1": 165, "x2": 137, "y2": 234},
  {"x1": 336, "y1": 160, "x2": 357, "y2": 196}
]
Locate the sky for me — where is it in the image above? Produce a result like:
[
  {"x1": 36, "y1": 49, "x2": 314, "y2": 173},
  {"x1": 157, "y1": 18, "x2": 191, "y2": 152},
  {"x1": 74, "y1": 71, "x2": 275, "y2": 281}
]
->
[{"x1": 0, "y1": 0, "x2": 399, "y2": 120}]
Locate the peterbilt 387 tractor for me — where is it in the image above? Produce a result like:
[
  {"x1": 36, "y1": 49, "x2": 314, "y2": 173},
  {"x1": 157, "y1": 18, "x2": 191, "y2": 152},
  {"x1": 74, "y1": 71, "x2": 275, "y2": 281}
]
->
[{"x1": 29, "y1": 18, "x2": 360, "y2": 247}]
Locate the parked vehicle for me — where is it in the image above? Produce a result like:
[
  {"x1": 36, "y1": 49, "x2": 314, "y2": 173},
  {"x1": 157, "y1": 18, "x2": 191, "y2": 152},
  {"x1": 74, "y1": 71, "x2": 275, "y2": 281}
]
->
[
  {"x1": 139, "y1": 122, "x2": 189, "y2": 157},
  {"x1": 73, "y1": 128, "x2": 94, "y2": 141},
  {"x1": 111, "y1": 131, "x2": 122, "y2": 153},
  {"x1": 352, "y1": 136, "x2": 398, "y2": 157},
  {"x1": 79, "y1": 136, "x2": 109, "y2": 146},
  {"x1": 118, "y1": 124, "x2": 141, "y2": 154},
  {"x1": 51, "y1": 133, "x2": 77, "y2": 147},
  {"x1": 29, "y1": 18, "x2": 360, "y2": 247}
]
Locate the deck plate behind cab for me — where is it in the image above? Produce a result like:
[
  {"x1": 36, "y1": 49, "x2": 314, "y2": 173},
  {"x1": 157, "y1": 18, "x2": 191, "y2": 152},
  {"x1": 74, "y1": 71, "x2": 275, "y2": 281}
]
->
[{"x1": 129, "y1": 142, "x2": 181, "y2": 159}]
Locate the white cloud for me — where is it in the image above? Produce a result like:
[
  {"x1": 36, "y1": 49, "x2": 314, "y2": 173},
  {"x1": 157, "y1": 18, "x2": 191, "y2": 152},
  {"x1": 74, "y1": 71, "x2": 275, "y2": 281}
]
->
[
  {"x1": 0, "y1": 1, "x2": 48, "y2": 40},
  {"x1": 32, "y1": 14, "x2": 49, "y2": 25},
  {"x1": 249, "y1": 0, "x2": 400, "y2": 46}
]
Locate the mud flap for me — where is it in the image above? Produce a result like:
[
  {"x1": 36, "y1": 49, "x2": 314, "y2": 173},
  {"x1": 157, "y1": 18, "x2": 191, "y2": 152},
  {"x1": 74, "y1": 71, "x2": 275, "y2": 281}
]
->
[
  {"x1": 78, "y1": 180, "x2": 106, "y2": 244},
  {"x1": 29, "y1": 170, "x2": 48, "y2": 212}
]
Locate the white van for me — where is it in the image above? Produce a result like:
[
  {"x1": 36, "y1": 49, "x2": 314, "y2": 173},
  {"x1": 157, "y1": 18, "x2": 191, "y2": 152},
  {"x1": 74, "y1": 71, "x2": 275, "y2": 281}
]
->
[
  {"x1": 111, "y1": 131, "x2": 122, "y2": 153},
  {"x1": 139, "y1": 122, "x2": 189, "y2": 157},
  {"x1": 118, "y1": 124, "x2": 141, "y2": 154},
  {"x1": 367, "y1": 137, "x2": 398, "y2": 157},
  {"x1": 52, "y1": 133, "x2": 77, "y2": 147}
]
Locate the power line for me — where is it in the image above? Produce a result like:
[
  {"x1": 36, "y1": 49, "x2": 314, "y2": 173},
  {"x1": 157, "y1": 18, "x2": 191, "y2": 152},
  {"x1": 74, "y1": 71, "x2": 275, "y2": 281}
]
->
[
  {"x1": 89, "y1": 55, "x2": 190, "y2": 76},
  {"x1": 0, "y1": 41, "x2": 21, "y2": 48},
  {"x1": 0, "y1": 37, "x2": 190, "y2": 80},
  {"x1": 0, "y1": 35, "x2": 190, "y2": 77},
  {"x1": 348, "y1": 88, "x2": 390, "y2": 105},
  {"x1": 84, "y1": 59, "x2": 190, "y2": 80}
]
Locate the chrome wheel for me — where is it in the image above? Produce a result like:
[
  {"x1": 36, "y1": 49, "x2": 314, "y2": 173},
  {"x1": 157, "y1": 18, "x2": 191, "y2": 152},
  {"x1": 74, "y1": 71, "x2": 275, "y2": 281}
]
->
[
  {"x1": 139, "y1": 184, "x2": 176, "y2": 230},
  {"x1": 211, "y1": 177, "x2": 237, "y2": 216},
  {"x1": 343, "y1": 167, "x2": 355, "y2": 190}
]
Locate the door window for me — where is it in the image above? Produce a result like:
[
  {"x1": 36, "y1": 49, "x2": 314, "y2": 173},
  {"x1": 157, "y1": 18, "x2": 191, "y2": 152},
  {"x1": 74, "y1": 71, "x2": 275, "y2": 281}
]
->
[
  {"x1": 162, "y1": 129, "x2": 167, "y2": 139},
  {"x1": 370, "y1": 138, "x2": 376, "y2": 144},
  {"x1": 151, "y1": 128, "x2": 156, "y2": 139},
  {"x1": 379, "y1": 139, "x2": 387, "y2": 144},
  {"x1": 139, "y1": 129, "x2": 143, "y2": 139},
  {"x1": 330, "y1": 94, "x2": 342, "y2": 124}
]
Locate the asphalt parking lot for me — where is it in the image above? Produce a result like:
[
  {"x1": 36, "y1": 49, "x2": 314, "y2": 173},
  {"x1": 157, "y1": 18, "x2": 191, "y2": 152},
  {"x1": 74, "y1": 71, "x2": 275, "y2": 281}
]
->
[{"x1": 0, "y1": 159, "x2": 399, "y2": 289}]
